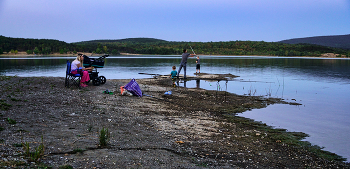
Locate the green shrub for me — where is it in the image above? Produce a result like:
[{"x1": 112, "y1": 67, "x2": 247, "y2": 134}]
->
[
  {"x1": 72, "y1": 148, "x2": 85, "y2": 153},
  {"x1": 99, "y1": 127, "x2": 109, "y2": 147},
  {"x1": 22, "y1": 136, "x2": 45, "y2": 162},
  {"x1": 26, "y1": 50, "x2": 33, "y2": 54},
  {"x1": 0, "y1": 102, "x2": 12, "y2": 111},
  {"x1": 6, "y1": 118, "x2": 16, "y2": 124}
]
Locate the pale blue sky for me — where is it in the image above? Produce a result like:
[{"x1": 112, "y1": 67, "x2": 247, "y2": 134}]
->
[{"x1": 0, "y1": 0, "x2": 349, "y2": 43}]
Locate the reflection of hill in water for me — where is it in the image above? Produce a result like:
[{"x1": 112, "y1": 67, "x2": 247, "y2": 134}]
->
[
  {"x1": 201, "y1": 57, "x2": 350, "y2": 82},
  {"x1": 286, "y1": 59, "x2": 350, "y2": 81},
  {"x1": 1, "y1": 56, "x2": 350, "y2": 82}
]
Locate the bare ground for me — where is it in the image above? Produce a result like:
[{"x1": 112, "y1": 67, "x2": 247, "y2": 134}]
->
[{"x1": 0, "y1": 76, "x2": 349, "y2": 168}]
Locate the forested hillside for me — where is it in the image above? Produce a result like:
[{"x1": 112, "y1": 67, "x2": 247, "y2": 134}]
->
[
  {"x1": 1, "y1": 35, "x2": 349, "y2": 57},
  {"x1": 279, "y1": 34, "x2": 350, "y2": 50},
  {"x1": 0, "y1": 36, "x2": 79, "y2": 55},
  {"x1": 81, "y1": 40, "x2": 349, "y2": 56}
]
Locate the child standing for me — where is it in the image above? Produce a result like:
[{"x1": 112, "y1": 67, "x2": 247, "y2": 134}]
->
[
  {"x1": 196, "y1": 56, "x2": 200, "y2": 73},
  {"x1": 170, "y1": 66, "x2": 177, "y2": 87}
]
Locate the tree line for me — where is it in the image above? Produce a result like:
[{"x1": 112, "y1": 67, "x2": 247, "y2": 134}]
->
[{"x1": 1, "y1": 36, "x2": 349, "y2": 57}]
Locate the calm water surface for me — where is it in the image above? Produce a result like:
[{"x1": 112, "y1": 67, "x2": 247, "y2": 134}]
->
[{"x1": 1, "y1": 55, "x2": 350, "y2": 161}]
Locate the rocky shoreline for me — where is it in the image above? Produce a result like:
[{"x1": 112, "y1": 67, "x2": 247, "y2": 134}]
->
[{"x1": 0, "y1": 76, "x2": 349, "y2": 168}]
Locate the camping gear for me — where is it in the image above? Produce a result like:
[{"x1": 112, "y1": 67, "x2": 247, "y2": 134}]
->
[{"x1": 124, "y1": 79, "x2": 142, "y2": 97}]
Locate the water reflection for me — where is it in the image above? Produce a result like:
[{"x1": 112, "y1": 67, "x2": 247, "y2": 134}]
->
[
  {"x1": 177, "y1": 78, "x2": 229, "y2": 93},
  {"x1": 1, "y1": 56, "x2": 350, "y2": 82},
  {"x1": 196, "y1": 79, "x2": 200, "y2": 88}
]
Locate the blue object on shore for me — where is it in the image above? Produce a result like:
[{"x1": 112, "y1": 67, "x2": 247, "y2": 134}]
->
[{"x1": 164, "y1": 91, "x2": 172, "y2": 95}]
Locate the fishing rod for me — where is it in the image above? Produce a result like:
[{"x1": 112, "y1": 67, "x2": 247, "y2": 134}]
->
[{"x1": 189, "y1": 45, "x2": 196, "y2": 55}]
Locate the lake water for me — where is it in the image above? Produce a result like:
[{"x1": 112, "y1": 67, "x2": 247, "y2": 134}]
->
[{"x1": 1, "y1": 55, "x2": 350, "y2": 161}]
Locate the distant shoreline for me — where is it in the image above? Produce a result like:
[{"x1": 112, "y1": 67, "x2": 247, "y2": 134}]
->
[
  {"x1": 0, "y1": 52, "x2": 138, "y2": 57},
  {"x1": 0, "y1": 51, "x2": 347, "y2": 58}
]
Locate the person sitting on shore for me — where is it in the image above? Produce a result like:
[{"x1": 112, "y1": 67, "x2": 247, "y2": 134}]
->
[{"x1": 71, "y1": 53, "x2": 92, "y2": 87}]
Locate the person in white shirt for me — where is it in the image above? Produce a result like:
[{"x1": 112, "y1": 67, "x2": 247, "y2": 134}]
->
[{"x1": 71, "y1": 53, "x2": 92, "y2": 87}]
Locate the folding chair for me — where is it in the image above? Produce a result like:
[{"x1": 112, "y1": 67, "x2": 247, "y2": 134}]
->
[{"x1": 65, "y1": 60, "x2": 82, "y2": 88}]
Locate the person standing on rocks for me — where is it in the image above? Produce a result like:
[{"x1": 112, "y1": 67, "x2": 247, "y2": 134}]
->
[
  {"x1": 196, "y1": 55, "x2": 200, "y2": 73},
  {"x1": 177, "y1": 49, "x2": 196, "y2": 79}
]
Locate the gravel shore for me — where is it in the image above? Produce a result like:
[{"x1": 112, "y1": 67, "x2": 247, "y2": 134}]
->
[{"x1": 0, "y1": 76, "x2": 349, "y2": 168}]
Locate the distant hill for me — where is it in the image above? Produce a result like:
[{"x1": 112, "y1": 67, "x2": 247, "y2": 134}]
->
[
  {"x1": 279, "y1": 34, "x2": 350, "y2": 50},
  {"x1": 76, "y1": 38, "x2": 168, "y2": 44},
  {"x1": 1, "y1": 35, "x2": 349, "y2": 56}
]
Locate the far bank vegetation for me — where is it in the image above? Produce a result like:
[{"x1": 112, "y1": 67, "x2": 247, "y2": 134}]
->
[{"x1": 1, "y1": 36, "x2": 349, "y2": 57}]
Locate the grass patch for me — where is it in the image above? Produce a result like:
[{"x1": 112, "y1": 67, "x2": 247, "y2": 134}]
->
[
  {"x1": 72, "y1": 148, "x2": 85, "y2": 153},
  {"x1": 50, "y1": 84, "x2": 56, "y2": 89},
  {"x1": 6, "y1": 118, "x2": 16, "y2": 124},
  {"x1": 99, "y1": 127, "x2": 110, "y2": 147},
  {"x1": 22, "y1": 136, "x2": 45, "y2": 162},
  {"x1": 10, "y1": 98, "x2": 21, "y2": 101},
  {"x1": 0, "y1": 102, "x2": 12, "y2": 110},
  {"x1": 0, "y1": 127, "x2": 4, "y2": 131}
]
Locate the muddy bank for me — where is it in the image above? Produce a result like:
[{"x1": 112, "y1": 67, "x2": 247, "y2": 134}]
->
[{"x1": 0, "y1": 76, "x2": 349, "y2": 168}]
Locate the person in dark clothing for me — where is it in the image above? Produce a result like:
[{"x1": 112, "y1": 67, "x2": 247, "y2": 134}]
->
[
  {"x1": 177, "y1": 49, "x2": 196, "y2": 79},
  {"x1": 196, "y1": 55, "x2": 200, "y2": 73}
]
